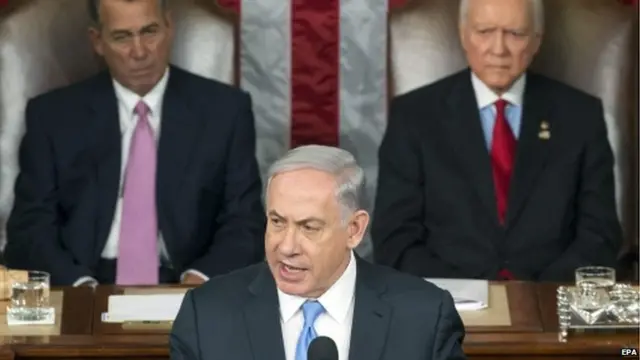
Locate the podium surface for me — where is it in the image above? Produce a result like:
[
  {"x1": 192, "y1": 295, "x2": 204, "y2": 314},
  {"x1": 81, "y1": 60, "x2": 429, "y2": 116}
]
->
[{"x1": 0, "y1": 282, "x2": 633, "y2": 359}]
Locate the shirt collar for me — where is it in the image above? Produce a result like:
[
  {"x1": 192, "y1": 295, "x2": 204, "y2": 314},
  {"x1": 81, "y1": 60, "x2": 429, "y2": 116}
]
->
[
  {"x1": 112, "y1": 66, "x2": 170, "y2": 119},
  {"x1": 470, "y1": 71, "x2": 526, "y2": 109},
  {"x1": 278, "y1": 251, "x2": 357, "y2": 324}
]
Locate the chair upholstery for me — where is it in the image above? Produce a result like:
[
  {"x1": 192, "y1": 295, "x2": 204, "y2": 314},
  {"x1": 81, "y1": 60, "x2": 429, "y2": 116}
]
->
[
  {"x1": 389, "y1": 0, "x2": 638, "y2": 254},
  {"x1": 0, "y1": 0, "x2": 235, "y2": 246}
]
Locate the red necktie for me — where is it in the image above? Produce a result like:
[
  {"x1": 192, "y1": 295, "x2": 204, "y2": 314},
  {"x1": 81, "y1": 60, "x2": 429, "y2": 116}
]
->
[
  {"x1": 490, "y1": 99, "x2": 516, "y2": 226},
  {"x1": 491, "y1": 99, "x2": 516, "y2": 281}
]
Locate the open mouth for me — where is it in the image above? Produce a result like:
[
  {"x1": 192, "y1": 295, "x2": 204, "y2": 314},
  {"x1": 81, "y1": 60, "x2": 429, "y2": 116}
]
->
[{"x1": 282, "y1": 263, "x2": 306, "y2": 272}]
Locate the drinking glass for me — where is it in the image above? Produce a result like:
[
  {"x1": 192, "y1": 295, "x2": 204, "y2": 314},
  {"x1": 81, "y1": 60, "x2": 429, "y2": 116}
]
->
[
  {"x1": 575, "y1": 266, "x2": 616, "y2": 290},
  {"x1": 7, "y1": 270, "x2": 52, "y2": 322}
]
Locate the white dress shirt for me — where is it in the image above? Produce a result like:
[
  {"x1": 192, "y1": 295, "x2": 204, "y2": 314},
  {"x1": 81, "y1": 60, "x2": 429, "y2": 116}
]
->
[
  {"x1": 471, "y1": 72, "x2": 526, "y2": 148},
  {"x1": 278, "y1": 251, "x2": 356, "y2": 360},
  {"x1": 73, "y1": 68, "x2": 208, "y2": 286}
]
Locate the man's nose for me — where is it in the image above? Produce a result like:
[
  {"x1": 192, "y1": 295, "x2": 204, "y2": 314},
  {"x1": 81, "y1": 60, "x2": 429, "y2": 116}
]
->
[
  {"x1": 489, "y1": 31, "x2": 508, "y2": 55},
  {"x1": 130, "y1": 36, "x2": 149, "y2": 60},
  {"x1": 279, "y1": 228, "x2": 300, "y2": 254}
]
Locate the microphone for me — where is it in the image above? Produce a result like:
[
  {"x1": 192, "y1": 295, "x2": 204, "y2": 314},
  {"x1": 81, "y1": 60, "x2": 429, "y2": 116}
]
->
[{"x1": 307, "y1": 336, "x2": 338, "y2": 360}]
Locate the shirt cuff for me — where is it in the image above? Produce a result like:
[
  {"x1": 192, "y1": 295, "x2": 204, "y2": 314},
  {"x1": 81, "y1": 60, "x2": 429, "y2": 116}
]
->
[
  {"x1": 181, "y1": 269, "x2": 210, "y2": 282},
  {"x1": 73, "y1": 276, "x2": 98, "y2": 288}
]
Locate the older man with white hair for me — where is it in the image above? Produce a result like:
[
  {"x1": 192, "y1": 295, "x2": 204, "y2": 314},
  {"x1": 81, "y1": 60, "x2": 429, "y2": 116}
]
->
[
  {"x1": 171, "y1": 145, "x2": 466, "y2": 360},
  {"x1": 373, "y1": 0, "x2": 622, "y2": 281}
]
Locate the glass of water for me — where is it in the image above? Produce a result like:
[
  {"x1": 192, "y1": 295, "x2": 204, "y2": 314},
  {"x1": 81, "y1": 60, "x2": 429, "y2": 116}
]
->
[
  {"x1": 575, "y1": 266, "x2": 616, "y2": 289},
  {"x1": 7, "y1": 270, "x2": 52, "y2": 322}
]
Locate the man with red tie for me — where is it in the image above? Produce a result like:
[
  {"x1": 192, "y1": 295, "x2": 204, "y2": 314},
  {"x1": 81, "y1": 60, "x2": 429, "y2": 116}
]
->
[{"x1": 372, "y1": 0, "x2": 622, "y2": 281}]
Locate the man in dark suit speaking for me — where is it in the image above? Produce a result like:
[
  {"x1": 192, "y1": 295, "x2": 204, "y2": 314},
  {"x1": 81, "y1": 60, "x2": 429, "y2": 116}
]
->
[
  {"x1": 373, "y1": 0, "x2": 622, "y2": 281},
  {"x1": 170, "y1": 145, "x2": 466, "y2": 360},
  {"x1": 5, "y1": 0, "x2": 265, "y2": 286}
]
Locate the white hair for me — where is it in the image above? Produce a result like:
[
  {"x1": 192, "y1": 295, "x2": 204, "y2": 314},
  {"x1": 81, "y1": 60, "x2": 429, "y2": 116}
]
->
[
  {"x1": 266, "y1": 145, "x2": 365, "y2": 222},
  {"x1": 459, "y1": 0, "x2": 545, "y2": 34}
]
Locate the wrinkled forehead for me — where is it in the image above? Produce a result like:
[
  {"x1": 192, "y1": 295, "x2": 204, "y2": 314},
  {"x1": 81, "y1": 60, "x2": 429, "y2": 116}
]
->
[
  {"x1": 466, "y1": 0, "x2": 533, "y2": 29},
  {"x1": 267, "y1": 170, "x2": 341, "y2": 216},
  {"x1": 98, "y1": 0, "x2": 166, "y2": 30}
]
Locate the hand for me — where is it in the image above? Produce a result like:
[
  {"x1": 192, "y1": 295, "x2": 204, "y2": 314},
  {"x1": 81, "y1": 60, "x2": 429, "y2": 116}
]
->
[{"x1": 181, "y1": 273, "x2": 207, "y2": 285}]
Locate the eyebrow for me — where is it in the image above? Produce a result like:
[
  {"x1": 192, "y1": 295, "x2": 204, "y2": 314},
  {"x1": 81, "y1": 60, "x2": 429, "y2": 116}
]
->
[
  {"x1": 267, "y1": 210, "x2": 326, "y2": 225},
  {"x1": 109, "y1": 22, "x2": 160, "y2": 37}
]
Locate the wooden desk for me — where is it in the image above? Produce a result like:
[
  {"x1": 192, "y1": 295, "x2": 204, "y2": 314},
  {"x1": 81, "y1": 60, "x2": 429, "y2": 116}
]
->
[
  {"x1": 89, "y1": 282, "x2": 639, "y2": 359},
  {"x1": 12, "y1": 286, "x2": 175, "y2": 359},
  {"x1": 462, "y1": 283, "x2": 639, "y2": 359},
  {"x1": 14, "y1": 286, "x2": 185, "y2": 360},
  {"x1": 533, "y1": 283, "x2": 639, "y2": 359},
  {"x1": 13, "y1": 282, "x2": 636, "y2": 359},
  {"x1": 7, "y1": 287, "x2": 94, "y2": 359},
  {"x1": 0, "y1": 347, "x2": 13, "y2": 360}
]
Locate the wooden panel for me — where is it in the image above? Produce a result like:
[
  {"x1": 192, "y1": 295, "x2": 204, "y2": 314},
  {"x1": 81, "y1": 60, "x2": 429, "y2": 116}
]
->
[
  {"x1": 0, "y1": 347, "x2": 12, "y2": 360},
  {"x1": 11, "y1": 335, "x2": 168, "y2": 359}
]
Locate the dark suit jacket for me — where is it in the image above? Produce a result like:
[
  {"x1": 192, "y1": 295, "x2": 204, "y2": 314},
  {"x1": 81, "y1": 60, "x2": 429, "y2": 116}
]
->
[
  {"x1": 372, "y1": 69, "x2": 622, "y2": 282},
  {"x1": 5, "y1": 66, "x2": 266, "y2": 285},
  {"x1": 170, "y1": 259, "x2": 466, "y2": 360}
]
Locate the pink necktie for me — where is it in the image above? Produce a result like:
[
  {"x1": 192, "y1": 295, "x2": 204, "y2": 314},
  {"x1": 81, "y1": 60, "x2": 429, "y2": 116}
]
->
[{"x1": 116, "y1": 101, "x2": 159, "y2": 285}]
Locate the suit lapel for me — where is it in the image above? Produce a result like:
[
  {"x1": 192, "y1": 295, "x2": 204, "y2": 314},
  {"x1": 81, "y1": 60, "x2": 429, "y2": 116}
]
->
[
  {"x1": 91, "y1": 73, "x2": 122, "y2": 257},
  {"x1": 156, "y1": 68, "x2": 201, "y2": 248},
  {"x1": 506, "y1": 74, "x2": 551, "y2": 225},
  {"x1": 348, "y1": 259, "x2": 391, "y2": 360},
  {"x1": 244, "y1": 265, "x2": 287, "y2": 360},
  {"x1": 445, "y1": 71, "x2": 498, "y2": 221}
]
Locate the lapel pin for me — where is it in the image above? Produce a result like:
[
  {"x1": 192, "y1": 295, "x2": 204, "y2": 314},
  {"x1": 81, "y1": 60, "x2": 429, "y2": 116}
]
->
[
  {"x1": 540, "y1": 121, "x2": 550, "y2": 130},
  {"x1": 538, "y1": 130, "x2": 550, "y2": 140}
]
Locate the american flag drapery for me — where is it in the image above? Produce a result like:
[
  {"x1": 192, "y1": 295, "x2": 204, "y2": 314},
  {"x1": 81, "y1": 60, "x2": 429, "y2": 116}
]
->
[{"x1": 215, "y1": 0, "x2": 407, "y2": 257}]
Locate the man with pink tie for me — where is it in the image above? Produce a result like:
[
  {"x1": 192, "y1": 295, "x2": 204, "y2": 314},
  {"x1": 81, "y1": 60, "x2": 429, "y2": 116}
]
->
[{"x1": 5, "y1": 0, "x2": 265, "y2": 286}]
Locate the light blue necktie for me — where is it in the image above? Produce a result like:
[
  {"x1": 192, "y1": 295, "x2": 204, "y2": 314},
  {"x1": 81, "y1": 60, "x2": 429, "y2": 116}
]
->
[{"x1": 295, "y1": 301, "x2": 325, "y2": 360}]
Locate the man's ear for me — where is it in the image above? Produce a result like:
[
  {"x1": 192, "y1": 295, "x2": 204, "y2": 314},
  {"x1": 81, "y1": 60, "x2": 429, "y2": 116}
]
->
[
  {"x1": 458, "y1": 23, "x2": 468, "y2": 51},
  {"x1": 346, "y1": 210, "x2": 369, "y2": 249},
  {"x1": 164, "y1": 10, "x2": 173, "y2": 28},
  {"x1": 88, "y1": 27, "x2": 104, "y2": 56},
  {"x1": 530, "y1": 31, "x2": 543, "y2": 57}
]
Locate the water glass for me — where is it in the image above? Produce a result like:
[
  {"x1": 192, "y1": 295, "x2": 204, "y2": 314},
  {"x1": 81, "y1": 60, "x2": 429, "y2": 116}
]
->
[
  {"x1": 575, "y1": 266, "x2": 616, "y2": 289},
  {"x1": 7, "y1": 270, "x2": 52, "y2": 322}
]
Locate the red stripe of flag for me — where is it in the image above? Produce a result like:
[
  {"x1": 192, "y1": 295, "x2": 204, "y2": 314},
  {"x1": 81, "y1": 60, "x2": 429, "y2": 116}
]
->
[
  {"x1": 217, "y1": 0, "x2": 239, "y2": 11},
  {"x1": 389, "y1": 0, "x2": 409, "y2": 9},
  {"x1": 290, "y1": 0, "x2": 340, "y2": 148}
]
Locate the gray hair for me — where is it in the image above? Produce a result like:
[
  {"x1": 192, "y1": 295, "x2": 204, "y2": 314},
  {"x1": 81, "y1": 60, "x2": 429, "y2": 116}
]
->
[
  {"x1": 87, "y1": 0, "x2": 169, "y2": 25},
  {"x1": 266, "y1": 145, "x2": 365, "y2": 223},
  {"x1": 459, "y1": 0, "x2": 544, "y2": 34}
]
